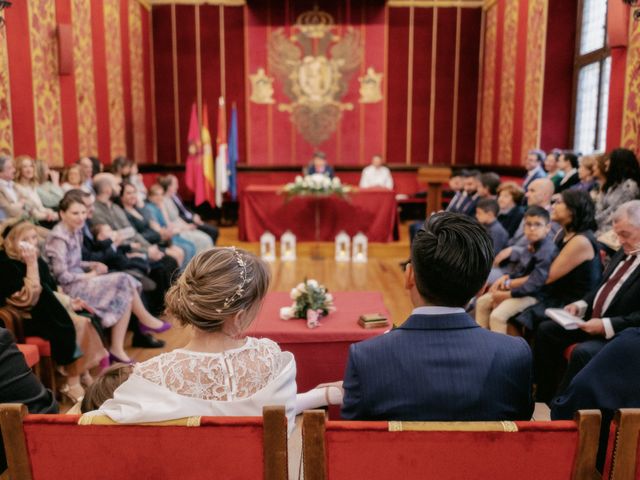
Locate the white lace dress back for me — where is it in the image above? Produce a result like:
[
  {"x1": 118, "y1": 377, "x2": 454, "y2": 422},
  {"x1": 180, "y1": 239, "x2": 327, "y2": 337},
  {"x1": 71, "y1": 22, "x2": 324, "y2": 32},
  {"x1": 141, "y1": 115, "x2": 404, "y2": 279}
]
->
[
  {"x1": 89, "y1": 337, "x2": 298, "y2": 433},
  {"x1": 134, "y1": 337, "x2": 285, "y2": 401}
]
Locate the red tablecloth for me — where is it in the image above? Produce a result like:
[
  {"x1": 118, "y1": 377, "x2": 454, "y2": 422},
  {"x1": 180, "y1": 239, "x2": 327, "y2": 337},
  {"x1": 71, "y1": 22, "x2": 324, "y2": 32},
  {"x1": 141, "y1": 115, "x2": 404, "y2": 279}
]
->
[
  {"x1": 239, "y1": 186, "x2": 399, "y2": 242},
  {"x1": 247, "y1": 291, "x2": 391, "y2": 391}
]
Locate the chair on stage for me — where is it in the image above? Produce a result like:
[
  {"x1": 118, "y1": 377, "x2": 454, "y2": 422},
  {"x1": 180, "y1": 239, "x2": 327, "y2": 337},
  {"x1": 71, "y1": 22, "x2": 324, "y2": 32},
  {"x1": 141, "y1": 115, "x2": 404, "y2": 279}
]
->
[
  {"x1": 0, "y1": 404, "x2": 288, "y2": 480},
  {"x1": 302, "y1": 410, "x2": 602, "y2": 480},
  {"x1": 603, "y1": 408, "x2": 640, "y2": 480}
]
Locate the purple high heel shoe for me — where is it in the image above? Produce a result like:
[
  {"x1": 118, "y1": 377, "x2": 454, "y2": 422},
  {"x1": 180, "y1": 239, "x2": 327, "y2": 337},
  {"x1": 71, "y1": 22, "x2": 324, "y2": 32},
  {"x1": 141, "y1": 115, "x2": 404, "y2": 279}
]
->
[
  {"x1": 138, "y1": 321, "x2": 172, "y2": 335},
  {"x1": 109, "y1": 352, "x2": 136, "y2": 365}
]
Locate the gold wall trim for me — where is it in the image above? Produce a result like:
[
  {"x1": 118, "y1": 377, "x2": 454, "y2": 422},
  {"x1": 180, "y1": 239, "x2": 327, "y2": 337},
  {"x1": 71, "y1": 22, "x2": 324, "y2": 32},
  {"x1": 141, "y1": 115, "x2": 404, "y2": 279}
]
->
[
  {"x1": 150, "y1": 6, "x2": 158, "y2": 163},
  {"x1": 405, "y1": 6, "x2": 415, "y2": 164},
  {"x1": 171, "y1": 4, "x2": 182, "y2": 164},
  {"x1": 388, "y1": 1, "x2": 483, "y2": 7},
  {"x1": 150, "y1": 0, "x2": 244, "y2": 5},
  {"x1": 0, "y1": 18, "x2": 14, "y2": 155},
  {"x1": 483, "y1": 0, "x2": 498, "y2": 10},
  {"x1": 104, "y1": 0, "x2": 127, "y2": 160},
  {"x1": 479, "y1": 4, "x2": 497, "y2": 165},
  {"x1": 428, "y1": 7, "x2": 438, "y2": 165},
  {"x1": 451, "y1": 6, "x2": 461, "y2": 164},
  {"x1": 474, "y1": 8, "x2": 486, "y2": 163},
  {"x1": 129, "y1": 0, "x2": 147, "y2": 163},
  {"x1": 497, "y1": 0, "x2": 518, "y2": 165},
  {"x1": 243, "y1": 4, "x2": 251, "y2": 164},
  {"x1": 136, "y1": 0, "x2": 151, "y2": 11},
  {"x1": 621, "y1": 12, "x2": 640, "y2": 153},
  {"x1": 383, "y1": 5, "x2": 389, "y2": 161},
  {"x1": 521, "y1": 0, "x2": 548, "y2": 162},
  {"x1": 219, "y1": 5, "x2": 226, "y2": 100},
  {"x1": 29, "y1": 0, "x2": 64, "y2": 166}
]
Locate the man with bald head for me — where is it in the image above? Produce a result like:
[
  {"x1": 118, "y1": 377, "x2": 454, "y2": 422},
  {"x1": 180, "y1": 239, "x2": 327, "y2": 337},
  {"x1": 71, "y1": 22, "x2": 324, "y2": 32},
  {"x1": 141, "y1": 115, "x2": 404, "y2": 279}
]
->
[{"x1": 488, "y1": 178, "x2": 558, "y2": 282}]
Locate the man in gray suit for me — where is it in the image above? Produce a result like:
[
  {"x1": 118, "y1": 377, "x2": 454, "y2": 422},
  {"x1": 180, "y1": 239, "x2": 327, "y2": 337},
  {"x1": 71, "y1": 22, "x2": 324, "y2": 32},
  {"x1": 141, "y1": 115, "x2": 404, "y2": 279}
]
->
[{"x1": 341, "y1": 212, "x2": 534, "y2": 421}]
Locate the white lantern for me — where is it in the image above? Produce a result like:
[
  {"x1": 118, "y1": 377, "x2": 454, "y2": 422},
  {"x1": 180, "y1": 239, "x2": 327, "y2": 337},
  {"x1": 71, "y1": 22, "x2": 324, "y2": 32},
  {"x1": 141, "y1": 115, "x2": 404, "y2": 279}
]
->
[
  {"x1": 260, "y1": 231, "x2": 276, "y2": 262},
  {"x1": 352, "y1": 232, "x2": 368, "y2": 263},
  {"x1": 335, "y1": 231, "x2": 351, "y2": 262},
  {"x1": 280, "y1": 230, "x2": 297, "y2": 261}
]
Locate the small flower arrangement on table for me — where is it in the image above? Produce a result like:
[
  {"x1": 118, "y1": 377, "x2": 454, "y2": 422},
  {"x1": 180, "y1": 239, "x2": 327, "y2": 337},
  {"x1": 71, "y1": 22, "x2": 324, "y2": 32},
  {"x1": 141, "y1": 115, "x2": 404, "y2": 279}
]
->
[
  {"x1": 280, "y1": 279, "x2": 336, "y2": 329},
  {"x1": 283, "y1": 174, "x2": 351, "y2": 198}
]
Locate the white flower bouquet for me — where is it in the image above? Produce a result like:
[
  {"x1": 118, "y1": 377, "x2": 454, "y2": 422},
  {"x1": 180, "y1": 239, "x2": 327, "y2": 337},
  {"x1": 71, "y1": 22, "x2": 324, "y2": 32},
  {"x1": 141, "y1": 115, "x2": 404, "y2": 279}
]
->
[
  {"x1": 280, "y1": 279, "x2": 336, "y2": 329},
  {"x1": 283, "y1": 174, "x2": 351, "y2": 198}
]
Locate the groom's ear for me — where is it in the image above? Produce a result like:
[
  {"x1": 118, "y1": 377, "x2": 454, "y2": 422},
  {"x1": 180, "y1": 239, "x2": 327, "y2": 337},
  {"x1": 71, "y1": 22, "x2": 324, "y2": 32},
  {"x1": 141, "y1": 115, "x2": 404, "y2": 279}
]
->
[{"x1": 404, "y1": 263, "x2": 416, "y2": 291}]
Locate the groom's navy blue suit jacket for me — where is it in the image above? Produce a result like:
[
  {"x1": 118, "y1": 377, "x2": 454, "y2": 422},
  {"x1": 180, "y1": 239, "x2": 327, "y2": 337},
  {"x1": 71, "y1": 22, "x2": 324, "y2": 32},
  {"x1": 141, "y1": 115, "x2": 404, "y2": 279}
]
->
[{"x1": 341, "y1": 312, "x2": 534, "y2": 421}]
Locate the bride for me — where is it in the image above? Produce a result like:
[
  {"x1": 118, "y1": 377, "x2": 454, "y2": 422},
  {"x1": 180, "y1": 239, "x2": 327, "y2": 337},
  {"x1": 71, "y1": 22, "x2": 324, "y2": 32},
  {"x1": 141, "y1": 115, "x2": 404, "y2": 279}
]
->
[{"x1": 91, "y1": 247, "x2": 341, "y2": 431}]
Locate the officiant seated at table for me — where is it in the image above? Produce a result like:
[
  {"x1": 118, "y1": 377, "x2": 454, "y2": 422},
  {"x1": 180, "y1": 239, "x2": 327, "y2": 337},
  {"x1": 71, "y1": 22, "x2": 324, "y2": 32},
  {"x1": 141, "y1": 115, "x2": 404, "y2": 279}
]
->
[
  {"x1": 304, "y1": 151, "x2": 335, "y2": 179},
  {"x1": 359, "y1": 154, "x2": 393, "y2": 190},
  {"x1": 534, "y1": 200, "x2": 640, "y2": 403}
]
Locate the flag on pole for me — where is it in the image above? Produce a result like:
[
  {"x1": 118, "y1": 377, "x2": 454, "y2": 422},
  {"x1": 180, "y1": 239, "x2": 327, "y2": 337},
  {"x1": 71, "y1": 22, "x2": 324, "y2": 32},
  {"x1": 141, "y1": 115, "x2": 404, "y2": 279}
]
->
[
  {"x1": 184, "y1": 103, "x2": 206, "y2": 205},
  {"x1": 201, "y1": 102, "x2": 216, "y2": 207},
  {"x1": 227, "y1": 103, "x2": 239, "y2": 201},
  {"x1": 215, "y1": 96, "x2": 229, "y2": 208}
]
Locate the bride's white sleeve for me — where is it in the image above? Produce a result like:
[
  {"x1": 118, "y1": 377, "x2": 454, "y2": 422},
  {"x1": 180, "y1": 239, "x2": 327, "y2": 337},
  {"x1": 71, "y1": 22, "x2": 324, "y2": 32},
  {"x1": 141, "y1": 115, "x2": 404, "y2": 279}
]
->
[{"x1": 294, "y1": 387, "x2": 343, "y2": 415}]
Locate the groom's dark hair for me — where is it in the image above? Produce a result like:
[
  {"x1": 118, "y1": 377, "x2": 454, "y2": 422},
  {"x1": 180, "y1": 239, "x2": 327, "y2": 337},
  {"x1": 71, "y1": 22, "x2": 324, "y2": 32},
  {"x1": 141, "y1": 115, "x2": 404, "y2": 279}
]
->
[{"x1": 411, "y1": 212, "x2": 494, "y2": 307}]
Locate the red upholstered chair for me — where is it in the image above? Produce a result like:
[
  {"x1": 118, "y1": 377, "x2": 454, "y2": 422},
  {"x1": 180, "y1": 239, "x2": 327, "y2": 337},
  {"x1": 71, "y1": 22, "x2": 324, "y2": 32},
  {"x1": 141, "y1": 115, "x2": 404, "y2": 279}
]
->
[
  {"x1": 0, "y1": 306, "x2": 56, "y2": 393},
  {"x1": 302, "y1": 410, "x2": 602, "y2": 480},
  {"x1": 15, "y1": 344, "x2": 40, "y2": 370},
  {"x1": 0, "y1": 404, "x2": 289, "y2": 480},
  {"x1": 603, "y1": 408, "x2": 640, "y2": 480}
]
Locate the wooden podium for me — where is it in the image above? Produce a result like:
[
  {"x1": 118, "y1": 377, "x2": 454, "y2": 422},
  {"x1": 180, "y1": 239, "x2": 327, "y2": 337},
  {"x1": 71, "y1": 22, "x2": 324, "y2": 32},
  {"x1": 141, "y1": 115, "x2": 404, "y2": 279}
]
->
[{"x1": 417, "y1": 166, "x2": 452, "y2": 216}]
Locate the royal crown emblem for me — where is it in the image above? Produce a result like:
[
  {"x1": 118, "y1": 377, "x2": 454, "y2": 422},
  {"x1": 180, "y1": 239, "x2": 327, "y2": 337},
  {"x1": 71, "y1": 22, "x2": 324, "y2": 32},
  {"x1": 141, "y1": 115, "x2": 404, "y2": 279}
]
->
[{"x1": 268, "y1": 7, "x2": 361, "y2": 146}]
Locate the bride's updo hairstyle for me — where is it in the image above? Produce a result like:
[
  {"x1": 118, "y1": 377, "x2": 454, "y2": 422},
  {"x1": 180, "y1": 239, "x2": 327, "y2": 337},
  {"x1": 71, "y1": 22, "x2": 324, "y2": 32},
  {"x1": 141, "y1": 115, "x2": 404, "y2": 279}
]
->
[{"x1": 165, "y1": 247, "x2": 271, "y2": 332}]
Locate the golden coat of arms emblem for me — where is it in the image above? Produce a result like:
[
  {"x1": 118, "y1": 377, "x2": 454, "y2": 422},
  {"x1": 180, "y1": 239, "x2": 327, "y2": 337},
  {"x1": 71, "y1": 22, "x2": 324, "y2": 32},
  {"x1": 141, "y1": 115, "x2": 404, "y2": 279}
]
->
[{"x1": 267, "y1": 7, "x2": 361, "y2": 146}]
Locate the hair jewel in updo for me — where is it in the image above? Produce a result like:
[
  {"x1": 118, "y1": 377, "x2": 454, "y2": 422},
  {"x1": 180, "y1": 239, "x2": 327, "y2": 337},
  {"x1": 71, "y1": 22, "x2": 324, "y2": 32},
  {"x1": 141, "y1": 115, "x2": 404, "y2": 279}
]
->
[{"x1": 216, "y1": 247, "x2": 248, "y2": 313}]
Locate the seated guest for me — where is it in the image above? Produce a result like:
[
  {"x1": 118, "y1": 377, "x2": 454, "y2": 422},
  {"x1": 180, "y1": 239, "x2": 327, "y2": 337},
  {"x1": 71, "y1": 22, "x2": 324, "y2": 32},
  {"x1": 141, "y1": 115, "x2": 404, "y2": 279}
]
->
[
  {"x1": 490, "y1": 178, "x2": 558, "y2": 283},
  {"x1": 595, "y1": 148, "x2": 640, "y2": 240},
  {"x1": 128, "y1": 161, "x2": 148, "y2": 208},
  {"x1": 476, "y1": 206, "x2": 556, "y2": 334},
  {"x1": 446, "y1": 170, "x2": 480, "y2": 216},
  {"x1": 0, "y1": 220, "x2": 107, "y2": 402},
  {"x1": 522, "y1": 149, "x2": 546, "y2": 193},
  {"x1": 144, "y1": 184, "x2": 198, "y2": 265},
  {"x1": 544, "y1": 149, "x2": 564, "y2": 189},
  {"x1": 514, "y1": 190, "x2": 601, "y2": 334},
  {"x1": 77, "y1": 156, "x2": 97, "y2": 193},
  {"x1": 154, "y1": 182, "x2": 213, "y2": 253},
  {"x1": 359, "y1": 154, "x2": 393, "y2": 190},
  {"x1": 13, "y1": 155, "x2": 59, "y2": 226},
  {"x1": 45, "y1": 193, "x2": 170, "y2": 364},
  {"x1": 305, "y1": 151, "x2": 335, "y2": 179},
  {"x1": 0, "y1": 155, "x2": 26, "y2": 221},
  {"x1": 443, "y1": 171, "x2": 464, "y2": 208},
  {"x1": 81, "y1": 363, "x2": 133, "y2": 413},
  {"x1": 0, "y1": 327, "x2": 58, "y2": 471},
  {"x1": 475, "y1": 198, "x2": 509, "y2": 255},
  {"x1": 550, "y1": 328, "x2": 640, "y2": 469},
  {"x1": 341, "y1": 213, "x2": 533, "y2": 421},
  {"x1": 61, "y1": 164, "x2": 88, "y2": 193},
  {"x1": 556, "y1": 151, "x2": 580, "y2": 193},
  {"x1": 590, "y1": 155, "x2": 607, "y2": 202},
  {"x1": 111, "y1": 156, "x2": 133, "y2": 184},
  {"x1": 572, "y1": 154, "x2": 597, "y2": 193},
  {"x1": 119, "y1": 182, "x2": 187, "y2": 267},
  {"x1": 533, "y1": 200, "x2": 640, "y2": 402},
  {"x1": 34, "y1": 158, "x2": 64, "y2": 210},
  {"x1": 157, "y1": 175, "x2": 219, "y2": 245},
  {"x1": 496, "y1": 182, "x2": 525, "y2": 237},
  {"x1": 478, "y1": 172, "x2": 501, "y2": 199},
  {"x1": 90, "y1": 248, "x2": 341, "y2": 429}
]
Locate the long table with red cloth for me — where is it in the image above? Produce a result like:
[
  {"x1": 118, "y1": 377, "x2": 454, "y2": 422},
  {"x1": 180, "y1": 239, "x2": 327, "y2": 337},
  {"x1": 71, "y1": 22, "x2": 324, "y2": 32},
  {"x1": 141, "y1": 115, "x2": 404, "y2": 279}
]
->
[
  {"x1": 238, "y1": 186, "x2": 399, "y2": 242},
  {"x1": 247, "y1": 291, "x2": 391, "y2": 392}
]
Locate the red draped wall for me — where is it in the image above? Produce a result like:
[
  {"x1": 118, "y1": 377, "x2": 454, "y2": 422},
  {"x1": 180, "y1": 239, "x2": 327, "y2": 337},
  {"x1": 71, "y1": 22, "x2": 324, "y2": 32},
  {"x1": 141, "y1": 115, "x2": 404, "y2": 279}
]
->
[
  {"x1": 0, "y1": 0, "x2": 154, "y2": 166},
  {"x1": 152, "y1": 4, "x2": 246, "y2": 165},
  {"x1": 151, "y1": 2, "x2": 482, "y2": 167}
]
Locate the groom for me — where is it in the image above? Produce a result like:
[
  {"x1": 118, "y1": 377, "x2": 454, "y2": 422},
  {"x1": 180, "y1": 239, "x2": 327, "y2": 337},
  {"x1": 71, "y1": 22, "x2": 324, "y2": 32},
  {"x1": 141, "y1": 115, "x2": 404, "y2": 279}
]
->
[{"x1": 341, "y1": 212, "x2": 534, "y2": 421}]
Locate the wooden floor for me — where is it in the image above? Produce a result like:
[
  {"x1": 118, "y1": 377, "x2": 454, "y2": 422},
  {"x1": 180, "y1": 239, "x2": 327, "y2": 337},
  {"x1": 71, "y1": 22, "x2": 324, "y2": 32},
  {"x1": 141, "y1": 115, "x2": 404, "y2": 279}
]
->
[{"x1": 126, "y1": 222, "x2": 414, "y2": 363}]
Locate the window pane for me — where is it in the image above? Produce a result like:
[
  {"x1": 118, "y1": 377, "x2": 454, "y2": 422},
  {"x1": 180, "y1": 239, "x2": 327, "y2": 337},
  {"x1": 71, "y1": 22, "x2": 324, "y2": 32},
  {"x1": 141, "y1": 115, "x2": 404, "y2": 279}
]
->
[
  {"x1": 597, "y1": 56, "x2": 611, "y2": 152},
  {"x1": 580, "y1": 0, "x2": 607, "y2": 55},
  {"x1": 574, "y1": 62, "x2": 600, "y2": 154}
]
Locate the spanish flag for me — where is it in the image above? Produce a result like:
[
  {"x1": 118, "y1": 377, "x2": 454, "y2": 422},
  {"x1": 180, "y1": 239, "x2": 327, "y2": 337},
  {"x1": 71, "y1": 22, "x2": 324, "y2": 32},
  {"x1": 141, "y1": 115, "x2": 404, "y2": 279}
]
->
[{"x1": 201, "y1": 102, "x2": 216, "y2": 207}]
